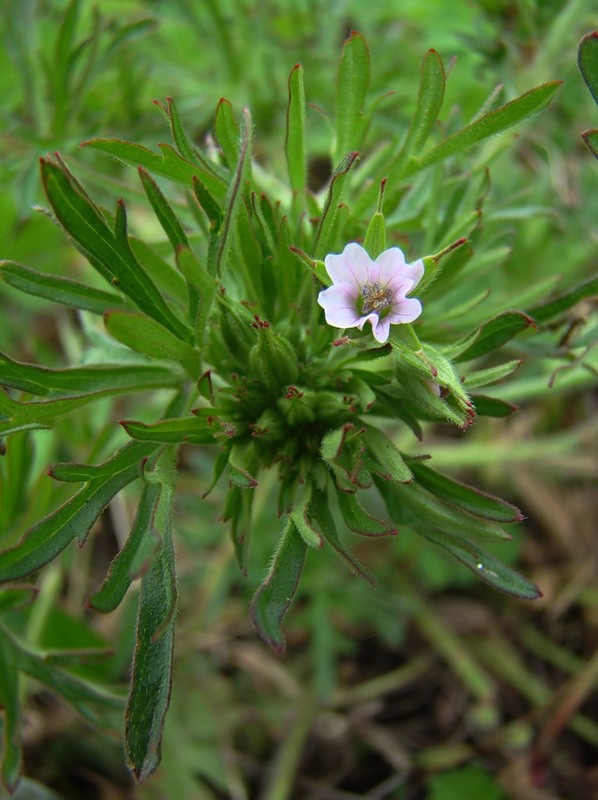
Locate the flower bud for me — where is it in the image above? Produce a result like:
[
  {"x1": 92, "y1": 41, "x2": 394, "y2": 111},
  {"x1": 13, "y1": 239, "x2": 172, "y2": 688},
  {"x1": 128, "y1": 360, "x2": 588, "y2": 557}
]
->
[
  {"x1": 218, "y1": 297, "x2": 257, "y2": 364},
  {"x1": 277, "y1": 386, "x2": 316, "y2": 425},
  {"x1": 249, "y1": 317, "x2": 299, "y2": 394}
]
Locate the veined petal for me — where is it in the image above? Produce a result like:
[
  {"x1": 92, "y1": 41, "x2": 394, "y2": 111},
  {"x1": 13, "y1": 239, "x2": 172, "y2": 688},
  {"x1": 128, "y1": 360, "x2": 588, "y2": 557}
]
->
[
  {"x1": 317, "y1": 283, "x2": 361, "y2": 327},
  {"x1": 370, "y1": 247, "x2": 407, "y2": 285},
  {"x1": 371, "y1": 315, "x2": 392, "y2": 343},
  {"x1": 388, "y1": 277, "x2": 415, "y2": 299},
  {"x1": 403, "y1": 257, "x2": 425, "y2": 288},
  {"x1": 388, "y1": 297, "x2": 422, "y2": 323},
  {"x1": 324, "y1": 243, "x2": 372, "y2": 287}
]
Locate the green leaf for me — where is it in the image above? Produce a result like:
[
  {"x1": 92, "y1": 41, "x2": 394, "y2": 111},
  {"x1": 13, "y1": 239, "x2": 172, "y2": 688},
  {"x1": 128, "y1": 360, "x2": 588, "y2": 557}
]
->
[
  {"x1": 0, "y1": 635, "x2": 21, "y2": 792},
  {"x1": 104, "y1": 312, "x2": 200, "y2": 376},
  {"x1": 463, "y1": 360, "x2": 522, "y2": 389},
  {"x1": 578, "y1": 32, "x2": 598, "y2": 106},
  {"x1": 314, "y1": 151, "x2": 359, "y2": 258},
  {"x1": 289, "y1": 247, "x2": 329, "y2": 286},
  {"x1": 311, "y1": 487, "x2": 376, "y2": 585},
  {"x1": 362, "y1": 424, "x2": 412, "y2": 483},
  {"x1": 0, "y1": 261, "x2": 127, "y2": 314},
  {"x1": 286, "y1": 63, "x2": 307, "y2": 193},
  {"x1": 414, "y1": 527, "x2": 541, "y2": 599},
  {"x1": 175, "y1": 246, "x2": 218, "y2": 345},
  {"x1": 0, "y1": 390, "x2": 154, "y2": 429},
  {"x1": 249, "y1": 518, "x2": 307, "y2": 653},
  {"x1": 0, "y1": 352, "x2": 181, "y2": 397},
  {"x1": 83, "y1": 138, "x2": 227, "y2": 200},
  {"x1": 409, "y1": 461, "x2": 522, "y2": 523},
  {"x1": 227, "y1": 441, "x2": 258, "y2": 489},
  {"x1": 363, "y1": 210, "x2": 387, "y2": 259},
  {"x1": 451, "y1": 311, "x2": 535, "y2": 362},
  {"x1": 14, "y1": 631, "x2": 123, "y2": 727},
  {"x1": 214, "y1": 98, "x2": 240, "y2": 170},
  {"x1": 209, "y1": 108, "x2": 252, "y2": 278},
  {"x1": 121, "y1": 414, "x2": 230, "y2": 446},
  {"x1": 471, "y1": 394, "x2": 518, "y2": 418},
  {"x1": 427, "y1": 765, "x2": 507, "y2": 800},
  {"x1": 378, "y1": 479, "x2": 512, "y2": 545},
  {"x1": 0, "y1": 432, "x2": 34, "y2": 534},
  {"x1": 406, "y1": 81, "x2": 562, "y2": 174},
  {"x1": 0, "y1": 442, "x2": 156, "y2": 582},
  {"x1": 223, "y1": 486, "x2": 253, "y2": 574},
  {"x1": 192, "y1": 175, "x2": 224, "y2": 234},
  {"x1": 390, "y1": 48, "x2": 445, "y2": 178},
  {"x1": 51, "y1": 0, "x2": 81, "y2": 136},
  {"x1": 529, "y1": 275, "x2": 598, "y2": 323},
  {"x1": 40, "y1": 159, "x2": 192, "y2": 342},
  {"x1": 320, "y1": 423, "x2": 372, "y2": 492},
  {"x1": 290, "y1": 482, "x2": 323, "y2": 549},
  {"x1": 126, "y1": 485, "x2": 177, "y2": 782},
  {"x1": 0, "y1": 586, "x2": 37, "y2": 613},
  {"x1": 138, "y1": 168, "x2": 189, "y2": 250},
  {"x1": 336, "y1": 490, "x2": 397, "y2": 537},
  {"x1": 160, "y1": 96, "x2": 202, "y2": 165},
  {"x1": 103, "y1": 18, "x2": 158, "y2": 61},
  {"x1": 88, "y1": 482, "x2": 162, "y2": 613},
  {"x1": 129, "y1": 237, "x2": 189, "y2": 307},
  {"x1": 582, "y1": 129, "x2": 598, "y2": 158},
  {"x1": 335, "y1": 30, "x2": 370, "y2": 163}
]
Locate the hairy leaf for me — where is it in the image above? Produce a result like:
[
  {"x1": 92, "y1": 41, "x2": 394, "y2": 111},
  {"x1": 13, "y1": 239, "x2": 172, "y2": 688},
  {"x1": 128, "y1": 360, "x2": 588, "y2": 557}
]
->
[{"x1": 249, "y1": 519, "x2": 307, "y2": 652}]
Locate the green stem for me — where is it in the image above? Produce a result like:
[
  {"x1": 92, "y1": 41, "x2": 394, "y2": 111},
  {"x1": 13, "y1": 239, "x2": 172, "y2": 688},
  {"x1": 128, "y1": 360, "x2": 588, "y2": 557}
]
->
[
  {"x1": 410, "y1": 590, "x2": 496, "y2": 704},
  {"x1": 259, "y1": 694, "x2": 317, "y2": 800}
]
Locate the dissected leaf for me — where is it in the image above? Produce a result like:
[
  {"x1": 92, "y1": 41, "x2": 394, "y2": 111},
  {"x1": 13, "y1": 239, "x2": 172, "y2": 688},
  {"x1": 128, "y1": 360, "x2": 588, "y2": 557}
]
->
[
  {"x1": 0, "y1": 442, "x2": 156, "y2": 581},
  {"x1": 249, "y1": 519, "x2": 308, "y2": 653},
  {"x1": 390, "y1": 48, "x2": 445, "y2": 178},
  {"x1": 414, "y1": 527, "x2": 541, "y2": 599},
  {"x1": 335, "y1": 30, "x2": 370, "y2": 163},
  {"x1": 311, "y1": 487, "x2": 376, "y2": 585},
  {"x1": 0, "y1": 261, "x2": 127, "y2": 314},
  {"x1": 104, "y1": 312, "x2": 199, "y2": 375},
  {"x1": 121, "y1": 415, "x2": 229, "y2": 445},
  {"x1": 83, "y1": 138, "x2": 227, "y2": 199},
  {"x1": 138, "y1": 168, "x2": 189, "y2": 250},
  {"x1": 451, "y1": 311, "x2": 535, "y2": 362},
  {"x1": 578, "y1": 31, "x2": 598, "y2": 106},
  {"x1": 0, "y1": 634, "x2": 21, "y2": 792},
  {"x1": 314, "y1": 151, "x2": 359, "y2": 258},
  {"x1": 40, "y1": 159, "x2": 193, "y2": 341},
  {"x1": 409, "y1": 461, "x2": 522, "y2": 523},
  {"x1": 214, "y1": 98, "x2": 240, "y2": 170},
  {"x1": 89, "y1": 482, "x2": 162, "y2": 613},
  {"x1": 126, "y1": 487, "x2": 177, "y2": 782},
  {"x1": 407, "y1": 81, "x2": 562, "y2": 173},
  {"x1": 529, "y1": 275, "x2": 598, "y2": 323},
  {"x1": 0, "y1": 352, "x2": 181, "y2": 397},
  {"x1": 336, "y1": 490, "x2": 397, "y2": 537},
  {"x1": 286, "y1": 63, "x2": 307, "y2": 192}
]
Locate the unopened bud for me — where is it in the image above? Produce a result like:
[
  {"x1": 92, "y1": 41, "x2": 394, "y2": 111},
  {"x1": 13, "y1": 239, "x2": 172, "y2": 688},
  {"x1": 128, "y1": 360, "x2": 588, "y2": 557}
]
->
[{"x1": 249, "y1": 317, "x2": 299, "y2": 394}]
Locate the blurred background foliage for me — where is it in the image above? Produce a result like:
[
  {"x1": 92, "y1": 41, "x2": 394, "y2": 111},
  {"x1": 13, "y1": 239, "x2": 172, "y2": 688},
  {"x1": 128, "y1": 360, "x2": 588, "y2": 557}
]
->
[{"x1": 0, "y1": 1, "x2": 597, "y2": 798}]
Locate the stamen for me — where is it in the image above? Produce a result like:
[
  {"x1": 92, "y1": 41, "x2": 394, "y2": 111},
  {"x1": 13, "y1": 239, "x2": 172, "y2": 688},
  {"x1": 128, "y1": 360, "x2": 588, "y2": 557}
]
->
[{"x1": 361, "y1": 281, "x2": 393, "y2": 315}]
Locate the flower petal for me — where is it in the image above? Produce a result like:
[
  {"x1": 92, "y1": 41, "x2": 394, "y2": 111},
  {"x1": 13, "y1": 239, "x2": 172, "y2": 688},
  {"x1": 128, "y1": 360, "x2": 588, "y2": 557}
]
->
[
  {"x1": 371, "y1": 315, "x2": 392, "y2": 343},
  {"x1": 324, "y1": 243, "x2": 372, "y2": 287},
  {"x1": 388, "y1": 297, "x2": 423, "y2": 324},
  {"x1": 374, "y1": 249, "x2": 425, "y2": 290},
  {"x1": 317, "y1": 283, "x2": 361, "y2": 327},
  {"x1": 370, "y1": 247, "x2": 407, "y2": 285}
]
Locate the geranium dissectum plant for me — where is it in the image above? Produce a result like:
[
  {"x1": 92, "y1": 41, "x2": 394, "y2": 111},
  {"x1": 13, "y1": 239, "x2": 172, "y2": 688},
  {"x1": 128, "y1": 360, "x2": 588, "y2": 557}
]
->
[
  {"x1": 317, "y1": 243, "x2": 424, "y2": 342},
  {"x1": 0, "y1": 29, "x2": 586, "y2": 789}
]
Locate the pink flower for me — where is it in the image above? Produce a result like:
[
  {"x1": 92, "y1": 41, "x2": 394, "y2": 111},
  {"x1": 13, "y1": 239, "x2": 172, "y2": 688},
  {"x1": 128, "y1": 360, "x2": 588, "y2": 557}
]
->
[{"x1": 317, "y1": 243, "x2": 424, "y2": 343}]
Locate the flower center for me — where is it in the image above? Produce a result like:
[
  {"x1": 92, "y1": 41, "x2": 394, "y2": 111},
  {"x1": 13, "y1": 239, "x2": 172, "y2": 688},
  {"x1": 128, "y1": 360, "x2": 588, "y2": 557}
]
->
[{"x1": 361, "y1": 282, "x2": 393, "y2": 315}]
